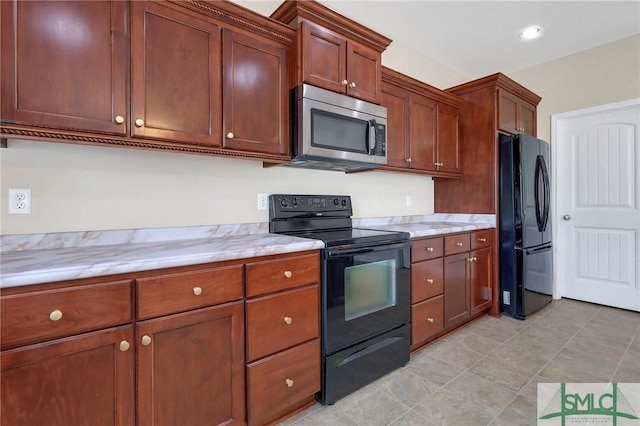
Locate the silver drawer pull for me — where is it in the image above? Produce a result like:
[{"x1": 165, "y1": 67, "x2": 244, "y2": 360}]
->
[
  {"x1": 456, "y1": 242, "x2": 463, "y2": 247},
  {"x1": 426, "y1": 247, "x2": 434, "y2": 252},
  {"x1": 285, "y1": 378, "x2": 294, "y2": 387},
  {"x1": 427, "y1": 317, "x2": 435, "y2": 324},
  {"x1": 284, "y1": 316, "x2": 293, "y2": 325},
  {"x1": 283, "y1": 270, "x2": 292, "y2": 278},
  {"x1": 193, "y1": 287, "x2": 203, "y2": 296},
  {"x1": 426, "y1": 278, "x2": 434, "y2": 284},
  {"x1": 478, "y1": 238, "x2": 487, "y2": 242}
]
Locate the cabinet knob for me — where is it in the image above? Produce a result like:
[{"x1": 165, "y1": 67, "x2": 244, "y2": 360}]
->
[
  {"x1": 349, "y1": 82, "x2": 356, "y2": 88},
  {"x1": 426, "y1": 278, "x2": 434, "y2": 284},
  {"x1": 426, "y1": 247, "x2": 434, "y2": 252},
  {"x1": 193, "y1": 286, "x2": 203, "y2": 296},
  {"x1": 119, "y1": 341, "x2": 130, "y2": 352},
  {"x1": 283, "y1": 270, "x2": 292, "y2": 278},
  {"x1": 141, "y1": 335, "x2": 152, "y2": 346},
  {"x1": 473, "y1": 257, "x2": 477, "y2": 261},
  {"x1": 435, "y1": 162, "x2": 444, "y2": 166},
  {"x1": 456, "y1": 242, "x2": 463, "y2": 247},
  {"x1": 134, "y1": 118, "x2": 144, "y2": 127},
  {"x1": 427, "y1": 317, "x2": 435, "y2": 324},
  {"x1": 478, "y1": 238, "x2": 487, "y2": 242},
  {"x1": 115, "y1": 115, "x2": 125, "y2": 124},
  {"x1": 285, "y1": 378, "x2": 294, "y2": 388},
  {"x1": 226, "y1": 132, "x2": 234, "y2": 139},
  {"x1": 341, "y1": 79, "x2": 348, "y2": 86},
  {"x1": 284, "y1": 316, "x2": 293, "y2": 325},
  {"x1": 406, "y1": 158, "x2": 412, "y2": 163},
  {"x1": 49, "y1": 309, "x2": 63, "y2": 321}
]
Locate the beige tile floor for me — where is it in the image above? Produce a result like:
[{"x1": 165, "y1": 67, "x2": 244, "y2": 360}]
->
[{"x1": 281, "y1": 299, "x2": 640, "y2": 426}]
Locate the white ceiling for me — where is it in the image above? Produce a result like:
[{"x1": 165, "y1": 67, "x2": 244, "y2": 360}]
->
[{"x1": 233, "y1": 0, "x2": 640, "y2": 79}]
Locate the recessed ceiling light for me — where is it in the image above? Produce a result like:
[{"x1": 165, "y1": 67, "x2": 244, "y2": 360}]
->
[{"x1": 518, "y1": 26, "x2": 543, "y2": 40}]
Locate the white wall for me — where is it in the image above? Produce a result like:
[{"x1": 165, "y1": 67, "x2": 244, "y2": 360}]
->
[{"x1": 509, "y1": 34, "x2": 640, "y2": 142}]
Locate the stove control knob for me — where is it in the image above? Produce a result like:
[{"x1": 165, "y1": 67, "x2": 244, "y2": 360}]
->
[
  {"x1": 280, "y1": 198, "x2": 288, "y2": 208},
  {"x1": 341, "y1": 199, "x2": 347, "y2": 207},
  {"x1": 333, "y1": 198, "x2": 340, "y2": 206},
  {"x1": 291, "y1": 197, "x2": 299, "y2": 206}
]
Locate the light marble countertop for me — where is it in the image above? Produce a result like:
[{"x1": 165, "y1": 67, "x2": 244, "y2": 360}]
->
[{"x1": 1, "y1": 214, "x2": 494, "y2": 288}]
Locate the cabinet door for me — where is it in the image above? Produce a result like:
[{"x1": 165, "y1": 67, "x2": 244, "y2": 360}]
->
[
  {"x1": 443, "y1": 252, "x2": 471, "y2": 328},
  {"x1": 437, "y1": 103, "x2": 461, "y2": 174},
  {"x1": 222, "y1": 29, "x2": 289, "y2": 155},
  {"x1": 409, "y1": 94, "x2": 437, "y2": 171},
  {"x1": 411, "y1": 258, "x2": 443, "y2": 303},
  {"x1": 498, "y1": 89, "x2": 519, "y2": 134},
  {"x1": 346, "y1": 41, "x2": 381, "y2": 103},
  {"x1": 470, "y1": 247, "x2": 493, "y2": 315},
  {"x1": 0, "y1": 0, "x2": 127, "y2": 135},
  {"x1": 300, "y1": 20, "x2": 346, "y2": 94},
  {"x1": 1, "y1": 326, "x2": 134, "y2": 426},
  {"x1": 131, "y1": 1, "x2": 221, "y2": 146},
  {"x1": 520, "y1": 100, "x2": 537, "y2": 136},
  {"x1": 381, "y1": 82, "x2": 410, "y2": 168},
  {"x1": 411, "y1": 295, "x2": 444, "y2": 345},
  {"x1": 137, "y1": 302, "x2": 244, "y2": 426}
]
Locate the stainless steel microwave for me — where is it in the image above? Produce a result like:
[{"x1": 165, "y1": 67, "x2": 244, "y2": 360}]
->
[{"x1": 290, "y1": 84, "x2": 387, "y2": 172}]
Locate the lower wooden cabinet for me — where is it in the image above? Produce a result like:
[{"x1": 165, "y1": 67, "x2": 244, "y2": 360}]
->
[
  {"x1": 137, "y1": 302, "x2": 245, "y2": 426},
  {"x1": 411, "y1": 230, "x2": 493, "y2": 350},
  {"x1": 1, "y1": 249, "x2": 321, "y2": 426},
  {"x1": 1, "y1": 326, "x2": 134, "y2": 426}
]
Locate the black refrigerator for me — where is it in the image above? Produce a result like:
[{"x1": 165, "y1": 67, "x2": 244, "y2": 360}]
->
[{"x1": 499, "y1": 133, "x2": 553, "y2": 319}]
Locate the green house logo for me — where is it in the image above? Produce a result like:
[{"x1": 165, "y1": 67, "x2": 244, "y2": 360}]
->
[{"x1": 538, "y1": 383, "x2": 640, "y2": 425}]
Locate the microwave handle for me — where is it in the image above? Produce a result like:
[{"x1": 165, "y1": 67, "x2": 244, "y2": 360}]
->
[{"x1": 368, "y1": 119, "x2": 377, "y2": 155}]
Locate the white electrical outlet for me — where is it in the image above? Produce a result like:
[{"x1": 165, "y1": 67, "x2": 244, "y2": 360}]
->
[
  {"x1": 257, "y1": 193, "x2": 268, "y2": 211},
  {"x1": 503, "y1": 291, "x2": 511, "y2": 305},
  {"x1": 8, "y1": 188, "x2": 32, "y2": 214},
  {"x1": 405, "y1": 195, "x2": 412, "y2": 208}
]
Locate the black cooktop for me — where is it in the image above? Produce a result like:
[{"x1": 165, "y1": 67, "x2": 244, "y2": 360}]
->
[
  {"x1": 283, "y1": 227, "x2": 410, "y2": 248},
  {"x1": 269, "y1": 194, "x2": 409, "y2": 248}
]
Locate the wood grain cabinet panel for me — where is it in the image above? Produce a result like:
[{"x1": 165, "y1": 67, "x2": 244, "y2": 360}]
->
[
  {"x1": 0, "y1": 0, "x2": 127, "y2": 134},
  {"x1": 443, "y1": 252, "x2": 471, "y2": 328},
  {"x1": 136, "y1": 265, "x2": 243, "y2": 319},
  {"x1": 498, "y1": 89, "x2": 537, "y2": 136},
  {"x1": 409, "y1": 94, "x2": 438, "y2": 171},
  {"x1": 300, "y1": 20, "x2": 346, "y2": 95},
  {"x1": 137, "y1": 302, "x2": 245, "y2": 426},
  {"x1": 1, "y1": 326, "x2": 134, "y2": 426},
  {"x1": 411, "y1": 258, "x2": 444, "y2": 303},
  {"x1": 411, "y1": 295, "x2": 444, "y2": 343},
  {"x1": 131, "y1": 0, "x2": 222, "y2": 146},
  {"x1": 470, "y1": 246, "x2": 493, "y2": 315},
  {"x1": 437, "y1": 103, "x2": 461, "y2": 174},
  {"x1": 345, "y1": 40, "x2": 381, "y2": 103},
  {"x1": 245, "y1": 253, "x2": 320, "y2": 297},
  {"x1": 247, "y1": 339, "x2": 320, "y2": 426},
  {"x1": 381, "y1": 81, "x2": 410, "y2": 168},
  {"x1": 222, "y1": 29, "x2": 289, "y2": 155},
  {"x1": 246, "y1": 285, "x2": 319, "y2": 362},
  {"x1": 411, "y1": 237, "x2": 444, "y2": 262},
  {"x1": 1, "y1": 280, "x2": 132, "y2": 350},
  {"x1": 444, "y1": 233, "x2": 471, "y2": 256}
]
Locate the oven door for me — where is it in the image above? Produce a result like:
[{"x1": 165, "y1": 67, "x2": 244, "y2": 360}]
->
[{"x1": 322, "y1": 241, "x2": 411, "y2": 354}]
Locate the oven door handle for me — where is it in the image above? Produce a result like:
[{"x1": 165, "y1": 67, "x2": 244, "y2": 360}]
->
[{"x1": 326, "y1": 241, "x2": 411, "y2": 258}]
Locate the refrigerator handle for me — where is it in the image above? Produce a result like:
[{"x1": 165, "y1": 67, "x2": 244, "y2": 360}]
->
[
  {"x1": 534, "y1": 156, "x2": 544, "y2": 232},
  {"x1": 542, "y1": 156, "x2": 551, "y2": 231}
]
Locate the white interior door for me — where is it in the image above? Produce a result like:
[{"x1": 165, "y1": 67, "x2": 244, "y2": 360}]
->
[{"x1": 553, "y1": 99, "x2": 640, "y2": 312}]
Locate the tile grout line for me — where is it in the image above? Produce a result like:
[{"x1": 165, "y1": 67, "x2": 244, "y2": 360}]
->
[
  {"x1": 486, "y1": 303, "x2": 603, "y2": 425},
  {"x1": 609, "y1": 316, "x2": 640, "y2": 382}
]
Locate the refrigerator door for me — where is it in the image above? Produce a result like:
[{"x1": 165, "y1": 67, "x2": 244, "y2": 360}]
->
[
  {"x1": 518, "y1": 135, "x2": 544, "y2": 248},
  {"x1": 521, "y1": 244, "x2": 553, "y2": 317},
  {"x1": 537, "y1": 139, "x2": 552, "y2": 244}
]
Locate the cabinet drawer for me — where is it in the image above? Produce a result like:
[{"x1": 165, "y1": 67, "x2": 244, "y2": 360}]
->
[
  {"x1": 411, "y1": 258, "x2": 443, "y2": 303},
  {"x1": 136, "y1": 265, "x2": 243, "y2": 320},
  {"x1": 1, "y1": 280, "x2": 132, "y2": 350},
  {"x1": 412, "y1": 237, "x2": 444, "y2": 262},
  {"x1": 411, "y1": 295, "x2": 443, "y2": 344},
  {"x1": 444, "y1": 233, "x2": 470, "y2": 255},
  {"x1": 247, "y1": 339, "x2": 320, "y2": 426},
  {"x1": 471, "y1": 229, "x2": 493, "y2": 250},
  {"x1": 246, "y1": 285, "x2": 319, "y2": 362},
  {"x1": 245, "y1": 253, "x2": 319, "y2": 297}
]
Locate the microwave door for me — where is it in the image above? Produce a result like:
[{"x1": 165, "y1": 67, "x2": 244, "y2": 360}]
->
[{"x1": 301, "y1": 97, "x2": 378, "y2": 163}]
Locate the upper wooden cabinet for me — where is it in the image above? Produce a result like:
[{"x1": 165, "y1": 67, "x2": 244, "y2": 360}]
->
[
  {"x1": 381, "y1": 67, "x2": 463, "y2": 177},
  {"x1": 271, "y1": 0, "x2": 391, "y2": 104},
  {"x1": 222, "y1": 29, "x2": 289, "y2": 155},
  {"x1": 1, "y1": 0, "x2": 295, "y2": 162},
  {"x1": 0, "y1": 0, "x2": 128, "y2": 135},
  {"x1": 498, "y1": 89, "x2": 537, "y2": 135},
  {"x1": 435, "y1": 73, "x2": 541, "y2": 214},
  {"x1": 131, "y1": 1, "x2": 222, "y2": 146}
]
